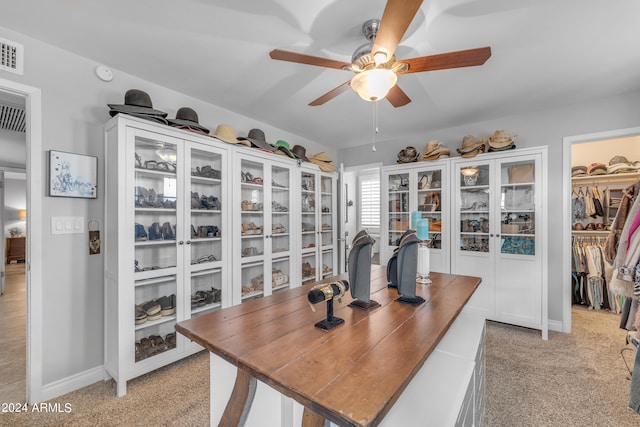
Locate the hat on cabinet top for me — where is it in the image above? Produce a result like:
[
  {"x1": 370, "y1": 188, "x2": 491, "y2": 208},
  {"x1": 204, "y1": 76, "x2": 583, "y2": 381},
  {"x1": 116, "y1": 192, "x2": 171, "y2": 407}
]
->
[
  {"x1": 309, "y1": 152, "x2": 336, "y2": 172},
  {"x1": 210, "y1": 124, "x2": 250, "y2": 146},
  {"x1": 238, "y1": 128, "x2": 277, "y2": 152},
  {"x1": 291, "y1": 145, "x2": 310, "y2": 162},
  {"x1": 397, "y1": 146, "x2": 420, "y2": 164},
  {"x1": 488, "y1": 130, "x2": 516, "y2": 149},
  {"x1": 273, "y1": 140, "x2": 296, "y2": 158},
  {"x1": 571, "y1": 165, "x2": 588, "y2": 177},
  {"x1": 457, "y1": 135, "x2": 486, "y2": 153},
  {"x1": 168, "y1": 107, "x2": 210, "y2": 134},
  {"x1": 108, "y1": 89, "x2": 168, "y2": 118},
  {"x1": 587, "y1": 163, "x2": 608, "y2": 176},
  {"x1": 421, "y1": 140, "x2": 450, "y2": 161}
]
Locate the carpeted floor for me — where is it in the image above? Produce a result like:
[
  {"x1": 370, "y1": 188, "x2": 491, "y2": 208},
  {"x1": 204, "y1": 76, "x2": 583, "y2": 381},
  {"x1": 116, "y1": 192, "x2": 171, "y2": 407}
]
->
[{"x1": 2, "y1": 307, "x2": 640, "y2": 426}]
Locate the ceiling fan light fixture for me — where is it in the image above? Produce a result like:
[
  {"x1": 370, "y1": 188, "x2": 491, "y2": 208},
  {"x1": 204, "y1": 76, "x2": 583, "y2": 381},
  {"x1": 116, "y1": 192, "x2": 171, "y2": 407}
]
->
[
  {"x1": 350, "y1": 68, "x2": 397, "y2": 102},
  {"x1": 373, "y1": 51, "x2": 388, "y2": 65}
]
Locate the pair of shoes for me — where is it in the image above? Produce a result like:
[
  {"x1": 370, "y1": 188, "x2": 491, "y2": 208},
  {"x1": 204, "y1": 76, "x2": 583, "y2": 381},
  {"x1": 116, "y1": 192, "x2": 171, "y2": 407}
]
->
[
  {"x1": 250, "y1": 275, "x2": 264, "y2": 290},
  {"x1": 201, "y1": 195, "x2": 221, "y2": 210},
  {"x1": 272, "y1": 201, "x2": 288, "y2": 212},
  {"x1": 148, "y1": 222, "x2": 163, "y2": 240},
  {"x1": 242, "y1": 247, "x2": 260, "y2": 257},
  {"x1": 143, "y1": 160, "x2": 176, "y2": 172},
  {"x1": 192, "y1": 165, "x2": 221, "y2": 179},
  {"x1": 321, "y1": 206, "x2": 330, "y2": 212},
  {"x1": 134, "y1": 260, "x2": 143, "y2": 272},
  {"x1": 135, "y1": 223, "x2": 148, "y2": 241},
  {"x1": 272, "y1": 223, "x2": 286, "y2": 234},
  {"x1": 301, "y1": 222, "x2": 315, "y2": 232},
  {"x1": 135, "y1": 306, "x2": 148, "y2": 324},
  {"x1": 135, "y1": 335, "x2": 169, "y2": 362},
  {"x1": 241, "y1": 171, "x2": 254, "y2": 182},
  {"x1": 321, "y1": 223, "x2": 331, "y2": 231},
  {"x1": 191, "y1": 254, "x2": 217, "y2": 264},
  {"x1": 272, "y1": 180, "x2": 286, "y2": 188},
  {"x1": 155, "y1": 294, "x2": 176, "y2": 316},
  {"x1": 241, "y1": 222, "x2": 262, "y2": 235},
  {"x1": 137, "y1": 301, "x2": 162, "y2": 323},
  {"x1": 161, "y1": 222, "x2": 175, "y2": 240},
  {"x1": 271, "y1": 269, "x2": 288, "y2": 288},
  {"x1": 242, "y1": 200, "x2": 262, "y2": 211},
  {"x1": 302, "y1": 262, "x2": 312, "y2": 278}
]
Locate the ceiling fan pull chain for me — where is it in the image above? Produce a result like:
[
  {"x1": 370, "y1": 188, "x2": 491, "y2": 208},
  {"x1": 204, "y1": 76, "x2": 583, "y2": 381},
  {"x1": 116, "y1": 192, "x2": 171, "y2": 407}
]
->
[{"x1": 372, "y1": 100, "x2": 379, "y2": 152}]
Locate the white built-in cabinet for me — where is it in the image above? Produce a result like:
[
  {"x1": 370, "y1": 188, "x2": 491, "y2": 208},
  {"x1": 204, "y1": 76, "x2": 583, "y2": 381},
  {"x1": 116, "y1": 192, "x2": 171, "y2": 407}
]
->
[
  {"x1": 104, "y1": 115, "x2": 231, "y2": 396},
  {"x1": 104, "y1": 115, "x2": 337, "y2": 395},
  {"x1": 452, "y1": 147, "x2": 548, "y2": 339},
  {"x1": 380, "y1": 159, "x2": 451, "y2": 273},
  {"x1": 381, "y1": 147, "x2": 548, "y2": 338},
  {"x1": 300, "y1": 166, "x2": 338, "y2": 284}
]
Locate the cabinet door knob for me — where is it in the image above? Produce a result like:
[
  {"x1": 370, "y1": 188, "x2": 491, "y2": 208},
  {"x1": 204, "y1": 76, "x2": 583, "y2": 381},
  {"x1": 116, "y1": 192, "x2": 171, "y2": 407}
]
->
[
  {"x1": 186, "y1": 240, "x2": 191, "y2": 245},
  {"x1": 178, "y1": 241, "x2": 184, "y2": 245}
]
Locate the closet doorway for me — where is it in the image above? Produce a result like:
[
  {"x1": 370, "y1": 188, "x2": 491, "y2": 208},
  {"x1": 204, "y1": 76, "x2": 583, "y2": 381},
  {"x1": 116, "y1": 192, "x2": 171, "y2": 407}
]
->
[{"x1": 563, "y1": 128, "x2": 640, "y2": 333}]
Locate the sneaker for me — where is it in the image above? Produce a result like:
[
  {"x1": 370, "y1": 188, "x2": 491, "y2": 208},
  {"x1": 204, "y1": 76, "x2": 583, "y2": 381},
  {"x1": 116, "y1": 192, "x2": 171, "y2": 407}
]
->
[{"x1": 148, "y1": 222, "x2": 163, "y2": 240}]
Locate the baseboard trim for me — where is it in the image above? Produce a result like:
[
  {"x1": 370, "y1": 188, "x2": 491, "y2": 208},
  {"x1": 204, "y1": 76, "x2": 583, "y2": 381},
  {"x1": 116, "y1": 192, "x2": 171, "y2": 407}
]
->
[
  {"x1": 39, "y1": 366, "x2": 104, "y2": 402},
  {"x1": 548, "y1": 319, "x2": 565, "y2": 333}
]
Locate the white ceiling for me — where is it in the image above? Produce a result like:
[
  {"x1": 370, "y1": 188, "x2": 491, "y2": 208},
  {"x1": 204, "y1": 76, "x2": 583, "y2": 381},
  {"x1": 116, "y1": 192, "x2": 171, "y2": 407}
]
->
[{"x1": 2, "y1": 0, "x2": 639, "y2": 149}]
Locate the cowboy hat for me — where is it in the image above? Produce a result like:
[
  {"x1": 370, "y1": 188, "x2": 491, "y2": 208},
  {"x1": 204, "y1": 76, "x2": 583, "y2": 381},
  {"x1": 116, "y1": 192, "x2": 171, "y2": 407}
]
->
[
  {"x1": 488, "y1": 130, "x2": 517, "y2": 148},
  {"x1": 421, "y1": 141, "x2": 450, "y2": 161},
  {"x1": 397, "y1": 146, "x2": 419, "y2": 164},
  {"x1": 168, "y1": 107, "x2": 210, "y2": 134}
]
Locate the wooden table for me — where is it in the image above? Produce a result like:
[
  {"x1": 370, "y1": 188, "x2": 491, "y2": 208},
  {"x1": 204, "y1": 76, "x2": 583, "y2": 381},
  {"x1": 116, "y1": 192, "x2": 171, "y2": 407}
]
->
[{"x1": 176, "y1": 266, "x2": 481, "y2": 427}]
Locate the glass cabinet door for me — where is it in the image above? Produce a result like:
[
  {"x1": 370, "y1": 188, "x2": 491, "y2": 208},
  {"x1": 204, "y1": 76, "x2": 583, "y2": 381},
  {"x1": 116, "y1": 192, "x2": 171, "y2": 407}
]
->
[
  {"x1": 387, "y1": 172, "x2": 410, "y2": 248},
  {"x1": 301, "y1": 170, "x2": 317, "y2": 283},
  {"x1": 270, "y1": 164, "x2": 291, "y2": 293},
  {"x1": 133, "y1": 133, "x2": 180, "y2": 362},
  {"x1": 458, "y1": 164, "x2": 491, "y2": 253},
  {"x1": 240, "y1": 158, "x2": 266, "y2": 301},
  {"x1": 320, "y1": 174, "x2": 334, "y2": 279},
  {"x1": 416, "y1": 168, "x2": 444, "y2": 249},
  {"x1": 187, "y1": 147, "x2": 224, "y2": 317},
  {"x1": 499, "y1": 160, "x2": 536, "y2": 256}
]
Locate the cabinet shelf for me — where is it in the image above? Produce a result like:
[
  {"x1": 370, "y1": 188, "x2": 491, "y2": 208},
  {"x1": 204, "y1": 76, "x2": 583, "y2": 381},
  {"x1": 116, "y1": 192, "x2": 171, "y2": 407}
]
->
[
  {"x1": 135, "y1": 314, "x2": 176, "y2": 331},
  {"x1": 135, "y1": 240, "x2": 176, "y2": 247},
  {"x1": 134, "y1": 274, "x2": 177, "y2": 286},
  {"x1": 191, "y1": 302, "x2": 222, "y2": 315},
  {"x1": 191, "y1": 209, "x2": 221, "y2": 214},
  {"x1": 191, "y1": 176, "x2": 221, "y2": 184},
  {"x1": 135, "y1": 167, "x2": 176, "y2": 178}
]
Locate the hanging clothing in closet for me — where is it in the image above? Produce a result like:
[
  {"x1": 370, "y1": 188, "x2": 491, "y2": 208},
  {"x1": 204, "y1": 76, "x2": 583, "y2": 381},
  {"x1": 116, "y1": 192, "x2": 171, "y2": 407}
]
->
[{"x1": 571, "y1": 236, "x2": 619, "y2": 312}]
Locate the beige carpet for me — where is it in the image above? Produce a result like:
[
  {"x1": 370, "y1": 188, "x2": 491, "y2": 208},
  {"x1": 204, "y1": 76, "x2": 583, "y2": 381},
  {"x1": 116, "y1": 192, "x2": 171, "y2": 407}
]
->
[{"x1": 2, "y1": 307, "x2": 640, "y2": 426}]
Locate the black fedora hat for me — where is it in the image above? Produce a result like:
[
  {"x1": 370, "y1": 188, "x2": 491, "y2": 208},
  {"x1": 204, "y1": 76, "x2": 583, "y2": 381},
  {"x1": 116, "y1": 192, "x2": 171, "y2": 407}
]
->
[
  {"x1": 108, "y1": 89, "x2": 167, "y2": 117},
  {"x1": 238, "y1": 129, "x2": 277, "y2": 152},
  {"x1": 168, "y1": 107, "x2": 210, "y2": 134}
]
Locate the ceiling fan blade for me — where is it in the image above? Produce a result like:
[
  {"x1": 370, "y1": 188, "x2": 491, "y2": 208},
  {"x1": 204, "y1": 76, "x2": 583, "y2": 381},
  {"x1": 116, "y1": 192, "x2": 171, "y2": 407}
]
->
[
  {"x1": 309, "y1": 81, "x2": 352, "y2": 106},
  {"x1": 398, "y1": 46, "x2": 492, "y2": 74},
  {"x1": 371, "y1": 0, "x2": 423, "y2": 63},
  {"x1": 386, "y1": 85, "x2": 411, "y2": 107},
  {"x1": 269, "y1": 49, "x2": 351, "y2": 70}
]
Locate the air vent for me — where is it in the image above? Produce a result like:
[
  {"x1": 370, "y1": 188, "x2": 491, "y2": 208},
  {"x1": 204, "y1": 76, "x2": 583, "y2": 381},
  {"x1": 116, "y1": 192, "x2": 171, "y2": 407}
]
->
[
  {"x1": 0, "y1": 102, "x2": 26, "y2": 132},
  {"x1": 0, "y1": 38, "x2": 24, "y2": 75}
]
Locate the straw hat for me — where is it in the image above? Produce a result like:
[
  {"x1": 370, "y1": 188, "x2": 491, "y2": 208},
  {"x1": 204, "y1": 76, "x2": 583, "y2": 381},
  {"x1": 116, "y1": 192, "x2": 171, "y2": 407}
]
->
[
  {"x1": 456, "y1": 135, "x2": 487, "y2": 158},
  {"x1": 421, "y1": 140, "x2": 450, "y2": 161},
  {"x1": 210, "y1": 124, "x2": 250, "y2": 146},
  {"x1": 308, "y1": 152, "x2": 336, "y2": 172},
  {"x1": 488, "y1": 130, "x2": 517, "y2": 148}
]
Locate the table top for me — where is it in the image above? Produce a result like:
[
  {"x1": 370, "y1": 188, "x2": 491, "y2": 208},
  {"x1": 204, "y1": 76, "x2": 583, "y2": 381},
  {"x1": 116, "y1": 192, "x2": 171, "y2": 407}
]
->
[{"x1": 176, "y1": 266, "x2": 481, "y2": 427}]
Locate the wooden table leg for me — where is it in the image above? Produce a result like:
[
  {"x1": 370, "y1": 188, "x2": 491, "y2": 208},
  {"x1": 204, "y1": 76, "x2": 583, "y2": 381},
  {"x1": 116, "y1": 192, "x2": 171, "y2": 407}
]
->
[
  {"x1": 302, "y1": 407, "x2": 326, "y2": 427},
  {"x1": 218, "y1": 368, "x2": 257, "y2": 427}
]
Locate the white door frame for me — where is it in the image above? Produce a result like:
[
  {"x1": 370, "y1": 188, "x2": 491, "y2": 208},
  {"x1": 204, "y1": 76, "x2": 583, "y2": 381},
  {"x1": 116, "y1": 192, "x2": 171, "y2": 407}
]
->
[
  {"x1": 0, "y1": 77, "x2": 43, "y2": 403},
  {"x1": 562, "y1": 126, "x2": 640, "y2": 334}
]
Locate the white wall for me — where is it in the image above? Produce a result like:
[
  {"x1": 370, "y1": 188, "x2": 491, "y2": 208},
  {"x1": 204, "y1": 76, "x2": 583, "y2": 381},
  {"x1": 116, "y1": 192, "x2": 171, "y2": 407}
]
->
[
  {"x1": 338, "y1": 88, "x2": 640, "y2": 328},
  {"x1": 571, "y1": 135, "x2": 640, "y2": 167},
  {"x1": 0, "y1": 25, "x2": 334, "y2": 390}
]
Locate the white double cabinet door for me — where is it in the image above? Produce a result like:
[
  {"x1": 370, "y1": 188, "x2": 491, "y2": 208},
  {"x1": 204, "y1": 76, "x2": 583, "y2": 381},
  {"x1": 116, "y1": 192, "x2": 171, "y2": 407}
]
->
[{"x1": 381, "y1": 147, "x2": 547, "y2": 338}]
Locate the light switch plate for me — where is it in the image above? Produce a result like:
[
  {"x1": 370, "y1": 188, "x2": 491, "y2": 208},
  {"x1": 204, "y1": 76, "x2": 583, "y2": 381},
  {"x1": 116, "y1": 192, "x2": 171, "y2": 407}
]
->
[{"x1": 51, "y1": 216, "x2": 84, "y2": 235}]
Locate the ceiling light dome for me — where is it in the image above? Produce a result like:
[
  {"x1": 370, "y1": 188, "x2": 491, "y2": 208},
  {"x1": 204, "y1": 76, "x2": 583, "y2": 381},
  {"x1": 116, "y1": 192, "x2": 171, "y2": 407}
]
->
[{"x1": 350, "y1": 68, "x2": 397, "y2": 102}]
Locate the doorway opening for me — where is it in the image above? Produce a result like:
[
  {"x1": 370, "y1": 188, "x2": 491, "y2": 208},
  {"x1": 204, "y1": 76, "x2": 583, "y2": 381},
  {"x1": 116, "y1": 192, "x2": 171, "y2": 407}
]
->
[{"x1": 563, "y1": 127, "x2": 640, "y2": 333}]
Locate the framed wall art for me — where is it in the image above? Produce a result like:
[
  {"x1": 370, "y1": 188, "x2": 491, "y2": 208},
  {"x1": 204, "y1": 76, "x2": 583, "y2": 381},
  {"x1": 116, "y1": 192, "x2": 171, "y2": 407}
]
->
[{"x1": 49, "y1": 150, "x2": 98, "y2": 199}]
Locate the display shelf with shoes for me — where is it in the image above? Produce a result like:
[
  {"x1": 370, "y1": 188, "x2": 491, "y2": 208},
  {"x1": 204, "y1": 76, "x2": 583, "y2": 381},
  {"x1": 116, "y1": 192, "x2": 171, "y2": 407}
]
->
[
  {"x1": 298, "y1": 167, "x2": 337, "y2": 282},
  {"x1": 105, "y1": 114, "x2": 231, "y2": 396},
  {"x1": 233, "y1": 150, "x2": 295, "y2": 304}
]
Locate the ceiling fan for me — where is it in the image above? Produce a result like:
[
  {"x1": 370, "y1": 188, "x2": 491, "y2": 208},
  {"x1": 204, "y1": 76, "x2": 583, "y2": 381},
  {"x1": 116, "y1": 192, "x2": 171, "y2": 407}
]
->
[{"x1": 269, "y1": 0, "x2": 491, "y2": 107}]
